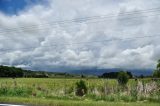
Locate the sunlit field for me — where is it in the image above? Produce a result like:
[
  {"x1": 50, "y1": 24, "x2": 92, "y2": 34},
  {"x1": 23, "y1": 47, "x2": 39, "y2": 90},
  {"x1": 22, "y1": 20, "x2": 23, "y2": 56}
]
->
[{"x1": 0, "y1": 78, "x2": 159, "y2": 106}]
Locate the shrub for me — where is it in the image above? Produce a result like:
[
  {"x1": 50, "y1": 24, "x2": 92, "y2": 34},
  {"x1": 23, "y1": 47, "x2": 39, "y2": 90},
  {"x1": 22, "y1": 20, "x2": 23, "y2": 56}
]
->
[
  {"x1": 153, "y1": 59, "x2": 160, "y2": 78},
  {"x1": 0, "y1": 87, "x2": 32, "y2": 97},
  {"x1": 0, "y1": 87, "x2": 8, "y2": 96},
  {"x1": 153, "y1": 70, "x2": 160, "y2": 78},
  {"x1": 117, "y1": 71, "x2": 129, "y2": 86},
  {"x1": 75, "y1": 80, "x2": 87, "y2": 96}
]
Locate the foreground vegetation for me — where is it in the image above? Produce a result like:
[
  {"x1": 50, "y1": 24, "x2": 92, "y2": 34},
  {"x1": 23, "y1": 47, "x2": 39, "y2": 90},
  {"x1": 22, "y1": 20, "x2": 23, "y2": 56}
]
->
[
  {"x1": 0, "y1": 97, "x2": 160, "y2": 106},
  {"x1": 0, "y1": 78, "x2": 160, "y2": 105}
]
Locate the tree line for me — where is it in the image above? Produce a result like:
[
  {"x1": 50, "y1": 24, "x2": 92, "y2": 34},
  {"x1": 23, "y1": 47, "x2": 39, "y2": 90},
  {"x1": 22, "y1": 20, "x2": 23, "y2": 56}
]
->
[
  {"x1": 99, "y1": 71, "x2": 133, "y2": 79},
  {"x1": 0, "y1": 59, "x2": 160, "y2": 78},
  {"x1": 0, "y1": 65, "x2": 66, "y2": 78},
  {"x1": 0, "y1": 65, "x2": 23, "y2": 77}
]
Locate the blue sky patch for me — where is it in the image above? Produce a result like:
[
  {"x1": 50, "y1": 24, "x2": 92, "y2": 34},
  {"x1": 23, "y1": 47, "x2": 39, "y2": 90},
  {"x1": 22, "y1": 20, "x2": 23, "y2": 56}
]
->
[{"x1": 0, "y1": 0, "x2": 45, "y2": 15}]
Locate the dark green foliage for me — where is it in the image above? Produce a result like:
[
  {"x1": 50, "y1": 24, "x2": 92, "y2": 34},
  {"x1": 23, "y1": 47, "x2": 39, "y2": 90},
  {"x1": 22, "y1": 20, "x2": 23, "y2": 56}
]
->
[
  {"x1": 126, "y1": 71, "x2": 133, "y2": 78},
  {"x1": 100, "y1": 71, "x2": 133, "y2": 79},
  {"x1": 140, "y1": 74, "x2": 144, "y2": 79},
  {"x1": 75, "y1": 80, "x2": 87, "y2": 96},
  {"x1": 0, "y1": 65, "x2": 71, "y2": 78},
  {"x1": 117, "y1": 71, "x2": 129, "y2": 86},
  {"x1": 153, "y1": 70, "x2": 160, "y2": 78},
  {"x1": 81, "y1": 74, "x2": 85, "y2": 78},
  {"x1": 0, "y1": 87, "x2": 32, "y2": 97},
  {"x1": 0, "y1": 65, "x2": 23, "y2": 77},
  {"x1": 100, "y1": 72, "x2": 118, "y2": 78},
  {"x1": 157, "y1": 60, "x2": 160, "y2": 70},
  {"x1": 153, "y1": 59, "x2": 160, "y2": 78}
]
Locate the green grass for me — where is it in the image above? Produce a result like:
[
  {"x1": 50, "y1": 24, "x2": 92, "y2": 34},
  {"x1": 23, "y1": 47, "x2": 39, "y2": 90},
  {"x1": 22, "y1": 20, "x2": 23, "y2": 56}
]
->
[
  {"x1": 0, "y1": 78, "x2": 118, "y2": 97},
  {"x1": 0, "y1": 97, "x2": 159, "y2": 106},
  {"x1": 0, "y1": 78, "x2": 159, "y2": 105}
]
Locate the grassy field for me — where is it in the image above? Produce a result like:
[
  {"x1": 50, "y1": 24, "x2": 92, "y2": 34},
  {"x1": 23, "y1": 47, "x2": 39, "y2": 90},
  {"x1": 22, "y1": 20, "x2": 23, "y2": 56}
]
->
[
  {"x1": 0, "y1": 97, "x2": 160, "y2": 106},
  {"x1": 0, "y1": 78, "x2": 159, "y2": 106}
]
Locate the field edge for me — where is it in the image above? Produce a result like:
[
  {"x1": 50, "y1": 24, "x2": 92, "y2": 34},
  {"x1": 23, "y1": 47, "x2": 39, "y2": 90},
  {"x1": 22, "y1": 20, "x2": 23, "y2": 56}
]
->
[{"x1": 0, "y1": 97, "x2": 159, "y2": 106}]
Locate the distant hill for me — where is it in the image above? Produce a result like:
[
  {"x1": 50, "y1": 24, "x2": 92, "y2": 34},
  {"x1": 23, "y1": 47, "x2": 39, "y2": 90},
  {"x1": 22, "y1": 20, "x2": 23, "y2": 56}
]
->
[
  {"x1": 66, "y1": 68, "x2": 153, "y2": 76},
  {"x1": 0, "y1": 65, "x2": 154, "y2": 77}
]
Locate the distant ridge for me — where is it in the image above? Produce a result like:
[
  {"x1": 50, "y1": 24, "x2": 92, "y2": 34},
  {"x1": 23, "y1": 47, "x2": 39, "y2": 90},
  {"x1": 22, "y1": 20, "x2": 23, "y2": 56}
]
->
[{"x1": 66, "y1": 68, "x2": 153, "y2": 76}]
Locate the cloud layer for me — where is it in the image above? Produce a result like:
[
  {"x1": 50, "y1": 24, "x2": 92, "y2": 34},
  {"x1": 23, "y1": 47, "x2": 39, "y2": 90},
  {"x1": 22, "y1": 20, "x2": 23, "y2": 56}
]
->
[{"x1": 0, "y1": 0, "x2": 160, "y2": 71}]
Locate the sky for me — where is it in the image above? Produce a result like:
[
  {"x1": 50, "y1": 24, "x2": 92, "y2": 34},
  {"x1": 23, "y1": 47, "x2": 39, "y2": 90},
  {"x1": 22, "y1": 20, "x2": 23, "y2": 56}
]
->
[{"x1": 0, "y1": 0, "x2": 160, "y2": 72}]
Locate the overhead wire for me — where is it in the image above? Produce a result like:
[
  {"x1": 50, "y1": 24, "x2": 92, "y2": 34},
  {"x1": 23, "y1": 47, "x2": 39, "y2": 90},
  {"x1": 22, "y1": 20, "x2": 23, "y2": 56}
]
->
[
  {"x1": 0, "y1": 33, "x2": 159, "y2": 54},
  {"x1": 0, "y1": 7, "x2": 160, "y2": 35},
  {"x1": 0, "y1": 10, "x2": 160, "y2": 41}
]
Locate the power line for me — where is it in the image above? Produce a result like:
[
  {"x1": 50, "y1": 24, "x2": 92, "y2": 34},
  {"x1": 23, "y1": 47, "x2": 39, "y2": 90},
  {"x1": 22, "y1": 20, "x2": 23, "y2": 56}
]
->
[
  {"x1": 0, "y1": 34, "x2": 159, "y2": 54},
  {"x1": 0, "y1": 7, "x2": 159, "y2": 54},
  {"x1": 0, "y1": 7, "x2": 160, "y2": 35},
  {"x1": 0, "y1": 12, "x2": 160, "y2": 41}
]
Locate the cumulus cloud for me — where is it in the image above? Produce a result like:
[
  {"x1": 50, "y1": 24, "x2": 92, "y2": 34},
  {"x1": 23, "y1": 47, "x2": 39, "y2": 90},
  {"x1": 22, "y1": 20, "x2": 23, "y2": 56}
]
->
[{"x1": 0, "y1": 0, "x2": 160, "y2": 71}]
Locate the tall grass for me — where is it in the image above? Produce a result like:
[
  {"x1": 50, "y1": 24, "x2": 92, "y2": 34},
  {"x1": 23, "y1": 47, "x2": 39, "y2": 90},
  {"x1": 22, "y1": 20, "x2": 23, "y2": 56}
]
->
[{"x1": 0, "y1": 78, "x2": 159, "y2": 103}]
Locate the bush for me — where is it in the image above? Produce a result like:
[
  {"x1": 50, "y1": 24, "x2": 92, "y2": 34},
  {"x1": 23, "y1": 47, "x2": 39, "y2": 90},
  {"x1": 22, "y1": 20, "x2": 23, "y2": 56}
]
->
[
  {"x1": 153, "y1": 70, "x2": 160, "y2": 78},
  {"x1": 0, "y1": 87, "x2": 32, "y2": 97},
  {"x1": 153, "y1": 59, "x2": 160, "y2": 78},
  {"x1": 117, "y1": 71, "x2": 129, "y2": 86},
  {"x1": 75, "y1": 80, "x2": 87, "y2": 96}
]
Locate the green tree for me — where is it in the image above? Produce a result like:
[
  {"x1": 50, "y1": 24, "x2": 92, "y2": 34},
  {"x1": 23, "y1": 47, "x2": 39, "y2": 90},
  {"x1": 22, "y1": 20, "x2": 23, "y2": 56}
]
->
[
  {"x1": 75, "y1": 80, "x2": 87, "y2": 96},
  {"x1": 117, "y1": 71, "x2": 129, "y2": 86},
  {"x1": 157, "y1": 59, "x2": 160, "y2": 71},
  {"x1": 153, "y1": 59, "x2": 160, "y2": 78}
]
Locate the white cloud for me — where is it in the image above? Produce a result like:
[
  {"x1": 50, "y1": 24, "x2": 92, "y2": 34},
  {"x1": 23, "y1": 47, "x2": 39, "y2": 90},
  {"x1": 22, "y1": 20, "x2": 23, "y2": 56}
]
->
[{"x1": 0, "y1": 0, "x2": 160, "y2": 71}]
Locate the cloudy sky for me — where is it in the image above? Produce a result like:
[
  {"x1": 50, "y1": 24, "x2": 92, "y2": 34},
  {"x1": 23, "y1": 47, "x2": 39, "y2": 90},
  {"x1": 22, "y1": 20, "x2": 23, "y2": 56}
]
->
[{"x1": 0, "y1": 0, "x2": 160, "y2": 71}]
